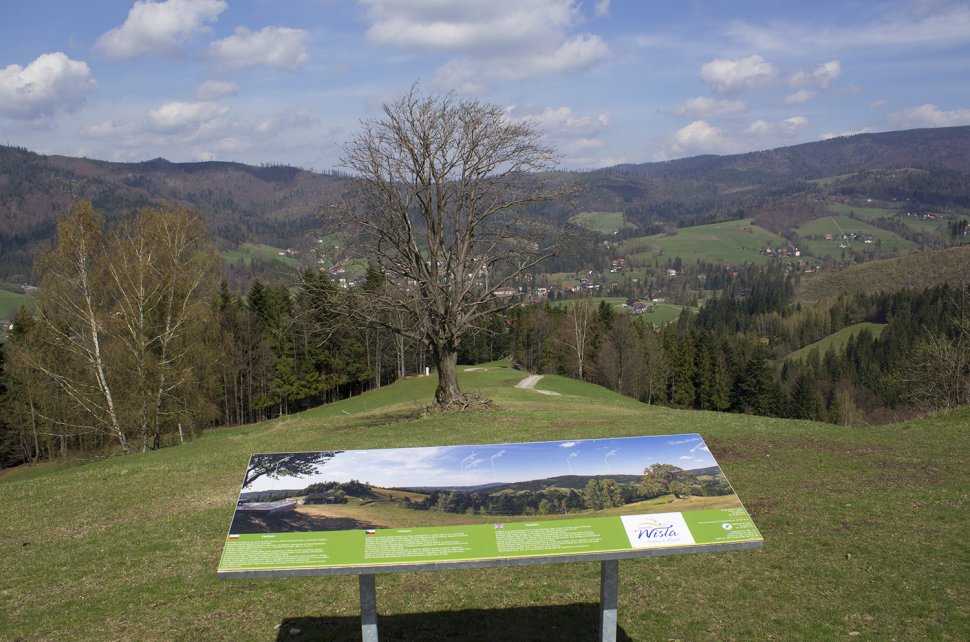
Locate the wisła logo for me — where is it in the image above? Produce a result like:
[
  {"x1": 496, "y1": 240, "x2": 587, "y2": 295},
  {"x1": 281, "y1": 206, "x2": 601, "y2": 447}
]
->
[{"x1": 620, "y1": 513, "x2": 695, "y2": 548}]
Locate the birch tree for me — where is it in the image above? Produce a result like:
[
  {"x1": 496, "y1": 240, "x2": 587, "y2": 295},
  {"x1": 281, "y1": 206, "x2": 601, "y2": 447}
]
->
[{"x1": 13, "y1": 201, "x2": 219, "y2": 455}]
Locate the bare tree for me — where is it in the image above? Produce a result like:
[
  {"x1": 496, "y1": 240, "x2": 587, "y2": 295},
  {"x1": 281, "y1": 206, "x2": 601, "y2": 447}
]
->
[{"x1": 332, "y1": 86, "x2": 574, "y2": 407}]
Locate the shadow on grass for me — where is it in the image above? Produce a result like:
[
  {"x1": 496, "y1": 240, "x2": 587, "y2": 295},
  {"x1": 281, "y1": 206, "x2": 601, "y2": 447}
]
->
[
  {"x1": 276, "y1": 604, "x2": 633, "y2": 641},
  {"x1": 229, "y1": 508, "x2": 383, "y2": 534}
]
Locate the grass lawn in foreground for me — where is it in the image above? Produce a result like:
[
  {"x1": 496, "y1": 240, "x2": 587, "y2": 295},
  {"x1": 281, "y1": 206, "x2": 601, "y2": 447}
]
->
[{"x1": 1, "y1": 362, "x2": 967, "y2": 641}]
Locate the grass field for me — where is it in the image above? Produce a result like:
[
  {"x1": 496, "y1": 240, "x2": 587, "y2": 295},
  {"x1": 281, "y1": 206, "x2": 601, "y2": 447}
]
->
[
  {"x1": 785, "y1": 322, "x2": 887, "y2": 362},
  {"x1": 0, "y1": 288, "x2": 32, "y2": 319},
  {"x1": 2, "y1": 363, "x2": 968, "y2": 641},
  {"x1": 552, "y1": 298, "x2": 692, "y2": 325},
  {"x1": 222, "y1": 243, "x2": 301, "y2": 269},
  {"x1": 830, "y1": 202, "x2": 948, "y2": 239},
  {"x1": 797, "y1": 216, "x2": 917, "y2": 259},
  {"x1": 624, "y1": 219, "x2": 786, "y2": 265},
  {"x1": 569, "y1": 211, "x2": 629, "y2": 235}
]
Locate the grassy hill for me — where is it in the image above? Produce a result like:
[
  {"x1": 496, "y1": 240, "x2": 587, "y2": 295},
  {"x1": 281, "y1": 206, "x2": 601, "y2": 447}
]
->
[
  {"x1": 2, "y1": 363, "x2": 967, "y2": 640},
  {"x1": 785, "y1": 323, "x2": 887, "y2": 362},
  {"x1": 569, "y1": 211, "x2": 630, "y2": 235},
  {"x1": 796, "y1": 244, "x2": 970, "y2": 304},
  {"x1": 624, "y1": 218, "x2": 786, "y2": 265}
]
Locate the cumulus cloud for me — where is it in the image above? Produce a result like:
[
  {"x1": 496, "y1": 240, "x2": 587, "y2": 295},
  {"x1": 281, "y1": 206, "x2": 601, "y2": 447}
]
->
[
  {"x1": 746, "y1": 116, "x2": 808, "y2": 137},
  {"x1": 700, "y1": 54, "x2": 777, "y2": 94},
  {"x1": 209, "y1": 26, "x2": 309, "y2": 70},
  {"x1": 790, "y1": 60, "x2": 841, "y2": 89},
  {"x1": 0, "y1": 52, "x2": 97, "y2": 120},
  {"x1": 195, "y1": 80, "x2": 238, "y2": 100},
  {"x1": 146, "y1": 100, "x2": 229, "y2": 134},
  {"x1": 95, "y1": 0, "x2": 226, "y2": 59},
  {"x1": 673, "y1": 120, "x2": 734, "y2": 154},
  {"x1": 663, "y1": 115, "x2": 810, "y2": 159},
  {"x1": 784, "y1": 89, "x2": 816, "y2": 105},
  {"x1": 511, "y1": 104, "x2": 611, "y2": 167},
  {"x1": 362, "y1": 0, "x2": 610, "y2": 89},
  {"x1": 890, "y1": 103, "x2": 970, "y2": 128},
  {"x1": 820, "y1": 127, "x2": 874, "y2": 140},
  {"x1": 673, "y1": 96, "x2": 746, "y2": 118}
]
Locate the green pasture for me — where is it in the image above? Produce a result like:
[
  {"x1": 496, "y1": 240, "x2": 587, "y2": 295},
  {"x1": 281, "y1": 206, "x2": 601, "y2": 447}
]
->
[
  {"x1": 624, "y1": 219, "x2": 785, "y2": 265},
  {"x1": 569, "y1": 211, "x2": 629, "y2": 235},
  {"x1": 221, "y1": 243, "x2": 301, "y2": 269},
  {"x1": 2, "y1": 362, "x2": 967, "y2": 641},
  {"x1": 785, "y1": 322, "x2": 888, "y2": 362},
  {"x1": 807, "y1": 173, "x2": 857, "y2": 186},
  {"x1": 552, "y1": 298, "x2": 692, "y2": 325},
  {"x1": 797, "y1": 216, "x2": 917, "y2": 259},
  {"x1": 0, "y1": 288, "x2": 32, "y2": 319},
  {"x1": 830, "y1": 202, "x2": 948, "y2": 239}
]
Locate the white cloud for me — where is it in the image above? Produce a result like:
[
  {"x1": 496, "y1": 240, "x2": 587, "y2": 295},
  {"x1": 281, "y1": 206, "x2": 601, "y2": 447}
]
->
[
  {"x1": 146, "y1": 100, "x2": 229, "y2": 134},
  {"x1": 209, "y1": 26, "x2": 309, "y2": 71},
  {"x1": 790, "y1": 60, "x2": 841, "y2": 89},
  {"x1": 664, "y1": 116, "x2": 809, "y2": 159},
  {"x1": 511, "y1": 105, "x2": 610, "y2": 167},
  {"x1": 0, "y1": 53, "x2": 97, "y2": 120},
  {"x1": 820, "y1": 127, "x2": 874, "y2": 140},
  {"x1": 726, "y1": 6, "x2": 970, "y2": 52},
  {"x1": 699, "y1": 54, "x2": 778, "y2": 94},
  {"x1": 95, "y1": 0, "x2": 226, "y2": 59},
  {"x1": 594, "y1": 0, "x2": 610, "y2": 17},
  {"x1": 195, "y1": 80, "x2": 238, "y2": 100},
  {"x1": 890, "y1": 104, "x2": 970, "y2": 128},
  {"x1": 363, "y1": 0, "x2": 610, "y2": 89},
  {"x1": 784, "y1": 89, "x2": 816, "y2": 105},
  {"x1": 746, "y1": 116, "x2": 808, "y2": 137},
  {"x1": 673, "y1": 120, "x2": 735, "y2": 154},
  {"x1": 673, "y1": 96, "x2": 746, "y2": 118}
]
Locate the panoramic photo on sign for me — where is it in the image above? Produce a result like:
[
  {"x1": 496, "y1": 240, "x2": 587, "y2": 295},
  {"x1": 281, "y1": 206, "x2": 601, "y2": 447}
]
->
[{"x1": 218, "y1": 435, "x2": 762, "y2": 572}]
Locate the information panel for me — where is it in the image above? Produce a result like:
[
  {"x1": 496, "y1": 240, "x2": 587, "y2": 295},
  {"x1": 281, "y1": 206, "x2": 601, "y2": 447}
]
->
[{"x1": 218, "y1": 434, "x2": 762, "y2": 575}]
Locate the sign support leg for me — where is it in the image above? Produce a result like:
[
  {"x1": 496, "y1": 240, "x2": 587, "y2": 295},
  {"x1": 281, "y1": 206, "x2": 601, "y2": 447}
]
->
[
  {"x1": 359, "y1": 573, "x2": 379, "y2": 642},
  {"x1": 599, "y1": 559, "x2": 619, "y2": 642}
]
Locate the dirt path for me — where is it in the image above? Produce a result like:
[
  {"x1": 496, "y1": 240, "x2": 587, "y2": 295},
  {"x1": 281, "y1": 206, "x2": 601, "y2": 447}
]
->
[{"x1": 514, "y1": 374, "x2": 561, "y2": 396}]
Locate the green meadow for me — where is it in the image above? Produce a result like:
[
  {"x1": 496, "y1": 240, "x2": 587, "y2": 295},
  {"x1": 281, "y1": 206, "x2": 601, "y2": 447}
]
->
[
  {"x1": 785, "y1": 323, "x2": 888, "y2": 362},
  {"x1": 829, "y1": 202, "x2": 949, "y2": 239},
  {"x1": 2, "y1": 363, "x2": 967, "y2": 640},
  {"x1": 569, "y1": 211, "x2": 629, "y2": 235},
  {"x1": 0, "y1": 288, "x2": 32, "y2": 319},
  {"x1": 624, "y1": 219, "x2": 786, "y2": 265},
  {"x1": 221, "y1": 243, "x2": 301, "y2": 269},
  {"x1": 797, "y1": 216, "x2": 917, "y2": 259}
]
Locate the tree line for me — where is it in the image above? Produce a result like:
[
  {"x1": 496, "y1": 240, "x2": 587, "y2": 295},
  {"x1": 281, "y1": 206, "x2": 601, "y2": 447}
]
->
[
  {"x1": 0, "y1": 202, "x2": 512, "y2": 468},
  {"x1": 509, "y1": 268, "x2": 970, "y2": 424}
]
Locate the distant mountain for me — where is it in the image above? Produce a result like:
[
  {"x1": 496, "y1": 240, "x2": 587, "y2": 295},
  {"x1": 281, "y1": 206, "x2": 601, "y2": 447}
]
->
[
  {"x1": 392, "y1": 467, "x2": 719, "y2": 495},
  {"x1": 2, "y1": 126, "x2": 968, "y2": 281}
]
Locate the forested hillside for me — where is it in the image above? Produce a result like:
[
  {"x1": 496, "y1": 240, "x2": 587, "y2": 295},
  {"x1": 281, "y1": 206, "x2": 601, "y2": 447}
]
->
[{"x1": 2, "y1": 126, "x2": 970, "y2": 282}]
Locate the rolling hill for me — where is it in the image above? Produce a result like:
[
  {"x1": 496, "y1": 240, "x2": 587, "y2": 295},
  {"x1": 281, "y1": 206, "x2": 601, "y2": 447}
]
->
[
  {"x1": 1, "y1": 363, "x2": 967, "y2": 640},
  {"x1": 2, "y1": 126, "x2": 969, "y2": 282}
]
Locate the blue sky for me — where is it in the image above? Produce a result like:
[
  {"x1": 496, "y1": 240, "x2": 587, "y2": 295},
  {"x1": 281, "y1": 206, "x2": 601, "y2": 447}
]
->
[
  {"x1": 242, "y1": 434, "x2": 719, "y2": 492},
  {"x1": 2, "y1": 1, "x2": 968, "y2": 170}
]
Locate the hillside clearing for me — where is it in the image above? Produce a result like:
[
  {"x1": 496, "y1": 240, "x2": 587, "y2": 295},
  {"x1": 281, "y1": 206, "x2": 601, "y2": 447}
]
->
[{"x1": 1, "y1": 363, "x2": 967, "y2": 641}]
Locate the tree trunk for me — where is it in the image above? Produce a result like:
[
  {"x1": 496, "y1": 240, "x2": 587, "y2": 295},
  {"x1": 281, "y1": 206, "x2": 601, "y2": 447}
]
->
[{"x1": 433, "y1": 344, "x2": 463, "y2": 405}]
